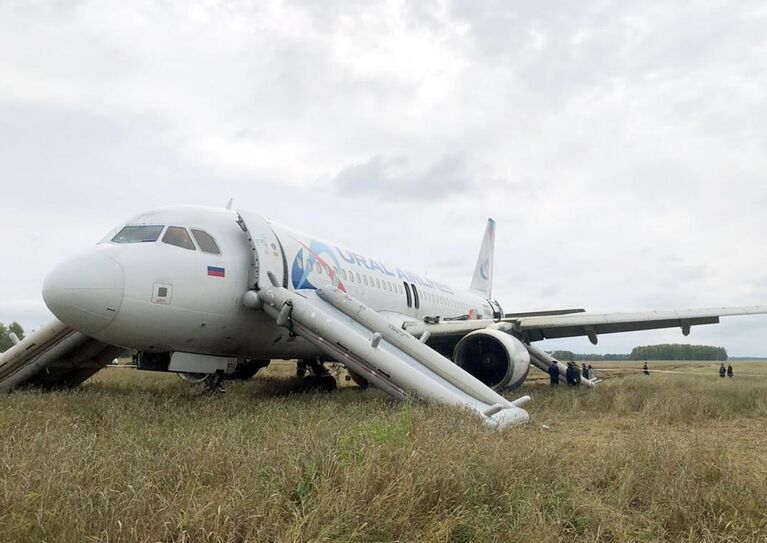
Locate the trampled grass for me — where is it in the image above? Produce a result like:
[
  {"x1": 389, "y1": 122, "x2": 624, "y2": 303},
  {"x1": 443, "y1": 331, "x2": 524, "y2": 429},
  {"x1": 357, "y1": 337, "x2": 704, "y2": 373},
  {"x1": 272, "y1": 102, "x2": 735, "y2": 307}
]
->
[{"x1": 1, "y1": 362, "x2": 767, "y2": 542}]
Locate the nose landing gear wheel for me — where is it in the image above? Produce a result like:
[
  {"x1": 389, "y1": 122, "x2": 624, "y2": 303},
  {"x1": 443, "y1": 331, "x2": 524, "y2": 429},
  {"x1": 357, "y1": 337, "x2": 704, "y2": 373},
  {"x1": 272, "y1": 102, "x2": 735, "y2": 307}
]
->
[{"x1": 178, "y1": 372, "x2": 208, "y2": 384}]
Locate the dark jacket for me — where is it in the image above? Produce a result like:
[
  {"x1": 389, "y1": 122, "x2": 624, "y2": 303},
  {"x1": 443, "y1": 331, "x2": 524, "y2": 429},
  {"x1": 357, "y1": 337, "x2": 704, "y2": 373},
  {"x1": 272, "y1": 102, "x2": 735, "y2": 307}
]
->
[
  {"x1": 565, "y1": 365, "x2": 575, "y2": 385},
  {"x1": 549, "y1": 364, "x2": 560, "y2": 381}
]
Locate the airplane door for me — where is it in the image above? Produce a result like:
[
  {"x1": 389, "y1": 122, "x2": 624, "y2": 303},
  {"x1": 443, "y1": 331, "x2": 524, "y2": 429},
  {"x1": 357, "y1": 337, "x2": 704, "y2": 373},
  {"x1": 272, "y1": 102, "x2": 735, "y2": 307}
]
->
[{"x1": 236, "y1": 211, "x2": 288, "y2": 290}]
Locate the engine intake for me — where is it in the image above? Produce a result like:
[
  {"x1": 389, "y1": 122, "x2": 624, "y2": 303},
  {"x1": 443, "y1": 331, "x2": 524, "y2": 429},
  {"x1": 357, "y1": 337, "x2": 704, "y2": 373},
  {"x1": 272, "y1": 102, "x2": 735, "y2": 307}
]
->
[{"x1": 453, "y1": 329, "x2": 530, "y2": 390}]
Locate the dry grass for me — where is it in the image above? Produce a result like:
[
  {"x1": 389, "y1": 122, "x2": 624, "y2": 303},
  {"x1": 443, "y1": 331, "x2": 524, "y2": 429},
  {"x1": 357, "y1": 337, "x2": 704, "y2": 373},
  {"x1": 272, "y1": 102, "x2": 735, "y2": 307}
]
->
[{"x1": 2, "y1": 362, "x2": 767, "y2": 542}]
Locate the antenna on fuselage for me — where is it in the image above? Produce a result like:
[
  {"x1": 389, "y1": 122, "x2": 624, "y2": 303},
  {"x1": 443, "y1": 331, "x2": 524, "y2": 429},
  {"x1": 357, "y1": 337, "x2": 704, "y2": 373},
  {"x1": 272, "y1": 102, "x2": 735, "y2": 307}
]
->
[{"x1": 225, "y1": 198, "x2": 234, "y2": 210}]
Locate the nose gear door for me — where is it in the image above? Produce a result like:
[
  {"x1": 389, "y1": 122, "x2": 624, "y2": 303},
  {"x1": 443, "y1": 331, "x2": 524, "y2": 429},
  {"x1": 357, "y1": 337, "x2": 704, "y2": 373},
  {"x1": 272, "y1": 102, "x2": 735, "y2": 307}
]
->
[{"x1": 236, "y1": 211, "x2": 287, "y2": 290}]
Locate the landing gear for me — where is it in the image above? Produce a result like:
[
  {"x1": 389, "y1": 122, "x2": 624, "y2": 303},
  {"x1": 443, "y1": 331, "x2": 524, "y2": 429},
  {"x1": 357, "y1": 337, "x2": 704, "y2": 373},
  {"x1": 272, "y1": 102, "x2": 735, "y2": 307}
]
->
[
  {"x1": 178, "y1": 372, "x2": 208, "y2": 384},
  {"x1": 204, "y1": 370, "x2": 226, "y2": 392},
  {"x1": 178, "y1": 359, "x2": 269, "y2": 387},
  {"x1": 323, "y1": 376, "x2": 337, "y2": 391},
  {"x1": 297, "y1": 358, "x2": 337, "y2": 391},
  {"x1": 229, "y1": 359, "x2": 269, "y2": 381}
]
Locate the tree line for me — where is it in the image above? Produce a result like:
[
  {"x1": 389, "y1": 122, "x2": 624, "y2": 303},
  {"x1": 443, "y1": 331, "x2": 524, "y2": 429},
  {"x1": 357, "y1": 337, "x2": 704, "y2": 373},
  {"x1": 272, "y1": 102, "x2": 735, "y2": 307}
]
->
[
  {"x1": 551, "y1": 343, "x2": 728, "y2": 362},
  {"x1": 0, "y1": 321, "x2": 26, "y2": 353},
  {"x1": 630, "y1": 344, "x2": 727, "y2": 361}
]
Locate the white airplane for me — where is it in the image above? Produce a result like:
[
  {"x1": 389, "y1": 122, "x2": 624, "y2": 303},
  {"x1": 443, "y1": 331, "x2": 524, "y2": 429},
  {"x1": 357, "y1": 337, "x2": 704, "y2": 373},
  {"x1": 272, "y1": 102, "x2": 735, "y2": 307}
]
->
[{"x1": 1, "y1": 205, "x2": 765, "y2": 429}]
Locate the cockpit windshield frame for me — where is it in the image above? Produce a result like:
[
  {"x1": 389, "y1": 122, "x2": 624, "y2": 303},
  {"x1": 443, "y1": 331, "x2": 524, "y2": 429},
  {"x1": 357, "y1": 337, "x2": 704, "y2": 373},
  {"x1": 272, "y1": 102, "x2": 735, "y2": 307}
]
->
[
  {"x1": 162, "y1": 226, "x2": 197, "y2": 251},
  {"x1": 190, "y1": 229, "x2": 221, "y2": 255},
  {"x1": 111, "y1": 225, "x2": 165, "y2": 244}
]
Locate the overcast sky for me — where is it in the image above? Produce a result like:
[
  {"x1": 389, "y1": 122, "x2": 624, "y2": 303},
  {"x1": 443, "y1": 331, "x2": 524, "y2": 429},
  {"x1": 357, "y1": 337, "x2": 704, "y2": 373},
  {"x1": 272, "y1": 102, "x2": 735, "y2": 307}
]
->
[{"x1": 2, "y1": 1, "x2": 766, "y2": 356}]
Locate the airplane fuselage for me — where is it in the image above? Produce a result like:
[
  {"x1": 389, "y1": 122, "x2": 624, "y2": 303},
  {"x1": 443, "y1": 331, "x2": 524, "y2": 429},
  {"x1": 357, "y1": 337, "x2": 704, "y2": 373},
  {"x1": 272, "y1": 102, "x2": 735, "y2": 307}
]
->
[{"x1": 43, "y1": 206, "x2": 497, "y2": 361}]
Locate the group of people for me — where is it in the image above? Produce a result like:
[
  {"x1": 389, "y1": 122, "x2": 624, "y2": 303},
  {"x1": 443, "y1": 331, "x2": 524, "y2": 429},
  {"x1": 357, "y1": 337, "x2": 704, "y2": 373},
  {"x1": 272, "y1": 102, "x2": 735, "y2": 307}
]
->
[
  {"x1": 548, "y1": 360, "x2": 736, "y2": 385},
  {"x1": 548, "y1": 361, "x2": 593, "y2": 387},
  {"x1": 719, "y1": 363, "x2": 734, "y2": 378},
  {"x1": 642, "y1": 361, "x2": 735, "y2": 377}
]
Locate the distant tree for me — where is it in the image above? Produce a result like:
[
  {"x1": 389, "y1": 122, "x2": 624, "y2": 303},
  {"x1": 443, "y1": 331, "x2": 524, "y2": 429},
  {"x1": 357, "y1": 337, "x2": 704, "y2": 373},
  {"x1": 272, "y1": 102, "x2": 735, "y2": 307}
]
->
[
  {"x1": 630, "y1": 344, "x2": 727, "y2": 361},
  {"x1": 0, "y1": 321, "x2": 25, "y2": 353},
  {"x1": 9, "y1": 322, "x2": 24, "y2": 340},
  {"x1": 550, "y1": 350, "x2": 575, "y2": 361}
]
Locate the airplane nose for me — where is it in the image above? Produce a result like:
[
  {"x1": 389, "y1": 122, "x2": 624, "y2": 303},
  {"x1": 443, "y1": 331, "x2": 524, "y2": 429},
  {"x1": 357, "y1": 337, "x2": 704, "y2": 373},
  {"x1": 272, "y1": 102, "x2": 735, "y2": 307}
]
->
[{"x1": 43, "y1": 251, "x2": 125, "y2": 335}]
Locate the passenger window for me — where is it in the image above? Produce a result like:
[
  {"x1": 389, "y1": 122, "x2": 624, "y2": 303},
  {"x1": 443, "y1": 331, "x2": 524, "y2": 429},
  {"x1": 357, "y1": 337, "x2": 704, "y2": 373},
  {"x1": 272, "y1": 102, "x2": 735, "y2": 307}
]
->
[
  {"x1": 403, "y1": 282, "x2": 412, "y2": 308},
  {"x1": 162, "y1": 226, "x2": 196, "y2": 250},
  {"x1": 375, "y1": 278, "x2": 381, "y2": 289},
  {"x1": 411, "y1": 283, "x2": 420, "y2": 309},
  {"x1": 363, "y1": 276, "x2": 368, "y2": 286},
  {"x1": 191, "y1": 229, "x2": 221, "y2": 254},
  {"x1": 112, "y1": 225, "x2": 164, "y2": 243},
  {"x1": 316, "y1": 264, "x2": 322, "y2": 276},
  {"x1": 341, "y1": 269, "x2": 347, "y2": 280},
  {"x1": 308, "y1": 260, "x2": 314, "y2": 272},
  {"x1": 356, "y1": 272, "x2": 361, "y2": 283}
]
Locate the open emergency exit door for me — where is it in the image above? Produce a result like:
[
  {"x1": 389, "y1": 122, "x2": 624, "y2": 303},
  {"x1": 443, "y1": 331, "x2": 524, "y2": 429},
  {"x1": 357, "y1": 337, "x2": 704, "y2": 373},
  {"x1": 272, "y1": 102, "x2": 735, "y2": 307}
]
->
[{"x1": 236, "y1": 211, "x2": 288, "y2": 291}]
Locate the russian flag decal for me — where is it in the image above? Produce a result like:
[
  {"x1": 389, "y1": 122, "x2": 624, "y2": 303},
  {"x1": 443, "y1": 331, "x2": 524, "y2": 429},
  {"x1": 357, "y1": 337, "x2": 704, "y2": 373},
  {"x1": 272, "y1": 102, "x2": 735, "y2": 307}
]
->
[{"x1": 207, "y1": 266, "x2": 225, "y2": 277}]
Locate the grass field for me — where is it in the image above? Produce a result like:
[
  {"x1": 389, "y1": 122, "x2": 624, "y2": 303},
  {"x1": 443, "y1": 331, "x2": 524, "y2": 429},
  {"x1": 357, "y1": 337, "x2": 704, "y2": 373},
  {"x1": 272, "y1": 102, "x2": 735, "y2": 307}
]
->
[{"x1": 2, "y1": 361, "x2": 767, "y2": 542}]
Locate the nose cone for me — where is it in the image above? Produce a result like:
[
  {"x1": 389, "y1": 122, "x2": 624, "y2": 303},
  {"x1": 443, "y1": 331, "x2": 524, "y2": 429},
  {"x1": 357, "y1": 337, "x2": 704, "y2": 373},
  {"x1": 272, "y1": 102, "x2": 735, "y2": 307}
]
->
[{"x1": 43, "y1": 251, "x2": 125, "y2": 335}]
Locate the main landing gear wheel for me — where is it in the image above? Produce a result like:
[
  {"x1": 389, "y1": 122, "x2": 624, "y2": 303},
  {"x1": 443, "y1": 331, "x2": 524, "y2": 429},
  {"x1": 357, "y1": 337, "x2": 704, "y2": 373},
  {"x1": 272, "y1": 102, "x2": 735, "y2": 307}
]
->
[
  {"x1": 318, "y1": 374, "x2": 337, "y2": 392},
  {"x1": 296, "y1": 358, "x2": 337, "y2": 391}
]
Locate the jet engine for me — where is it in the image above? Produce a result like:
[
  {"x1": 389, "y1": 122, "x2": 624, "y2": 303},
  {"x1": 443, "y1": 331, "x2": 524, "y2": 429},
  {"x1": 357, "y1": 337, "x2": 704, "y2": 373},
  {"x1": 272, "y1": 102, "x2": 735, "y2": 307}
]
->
[{"x1": 453, "y1": 329, "x2": 530, "y2": 390}]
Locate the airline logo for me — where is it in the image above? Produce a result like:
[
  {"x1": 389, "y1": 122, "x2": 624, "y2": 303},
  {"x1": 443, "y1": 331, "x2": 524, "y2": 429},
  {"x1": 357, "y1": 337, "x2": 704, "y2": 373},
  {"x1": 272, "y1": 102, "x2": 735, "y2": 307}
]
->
[
  {"x1": 480, "y1": 258, "x2": 490, "y2": 280},
  {"x1": 291, "y1": 239, "x2": 346, "y2": 292},
  {"x1": 291, "y1": 237, "x2": 454, "y2": 294},
  {"x1": 207, "y1": 266, "x2": 225, "y2": 278}
]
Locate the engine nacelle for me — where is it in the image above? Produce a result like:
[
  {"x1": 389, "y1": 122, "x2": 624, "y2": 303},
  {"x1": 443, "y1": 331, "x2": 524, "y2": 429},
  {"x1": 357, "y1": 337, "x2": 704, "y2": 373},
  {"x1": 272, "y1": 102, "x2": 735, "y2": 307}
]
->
[{"x1": 453, "y1": 329, "x2": 531, "y2": 390}]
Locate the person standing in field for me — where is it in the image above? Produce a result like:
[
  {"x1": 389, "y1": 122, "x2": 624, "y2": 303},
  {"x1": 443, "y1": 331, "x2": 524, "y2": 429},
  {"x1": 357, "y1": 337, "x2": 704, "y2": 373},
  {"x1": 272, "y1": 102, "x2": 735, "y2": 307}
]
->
[
  {"x1": 719, "y1": 363, "x2": 726, "y2": 378},
  {"x1": 727, "y1": 363, "x2": 734, "y2": 377},
  {"x1": 581, "y1": 363, "x2": 589, "y2": 380},
  {"x1": 643, "y1": 362, "x2": 650, "y2": 376},
  {"x1": 588, "y1": 364, "x2": 595, "y2": 381},
  {"x1": 565, "y1": 362, "x2": 576, "y2": 386},
  {"x1": 549, "y1": 360, "x2": 560, "y2": 386},
  {"x1": 573, "y1": 363, "x2": 582, "y2": 386}
]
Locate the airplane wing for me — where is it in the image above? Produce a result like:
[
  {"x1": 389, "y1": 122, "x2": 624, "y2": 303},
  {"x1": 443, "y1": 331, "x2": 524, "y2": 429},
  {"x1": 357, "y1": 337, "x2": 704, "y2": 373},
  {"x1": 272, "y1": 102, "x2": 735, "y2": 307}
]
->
[
  {"x1": 513, "y1": 305, "x2": 767, "y2": 343},
  {"x1": 403, "y1": 305, "x2": 767, "y2": 345}
]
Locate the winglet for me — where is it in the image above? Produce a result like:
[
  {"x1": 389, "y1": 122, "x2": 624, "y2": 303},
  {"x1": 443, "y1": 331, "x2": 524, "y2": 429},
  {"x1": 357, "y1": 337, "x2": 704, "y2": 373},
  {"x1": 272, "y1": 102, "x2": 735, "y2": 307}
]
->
[
  {"x1": 225, "y1": 198, "x2": 234, "y2": 210},
  {"x1": 470, "y1": 218, "x2": 495, "y2": 298}
]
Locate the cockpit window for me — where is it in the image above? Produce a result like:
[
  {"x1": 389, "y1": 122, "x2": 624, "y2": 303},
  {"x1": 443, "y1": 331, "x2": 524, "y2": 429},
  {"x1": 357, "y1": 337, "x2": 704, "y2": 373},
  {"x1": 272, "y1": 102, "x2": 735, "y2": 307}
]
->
[
  {"x1": 111, "y1": 225, "x2": 164, "y2": 243},
  {"x1": 191, "y1": 229, "x2": 221, "y2": 255},
  {"x1": 162, "y1": 226, "x2": 196, "y2": 250}
]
